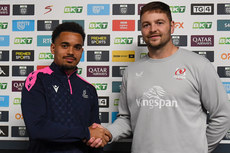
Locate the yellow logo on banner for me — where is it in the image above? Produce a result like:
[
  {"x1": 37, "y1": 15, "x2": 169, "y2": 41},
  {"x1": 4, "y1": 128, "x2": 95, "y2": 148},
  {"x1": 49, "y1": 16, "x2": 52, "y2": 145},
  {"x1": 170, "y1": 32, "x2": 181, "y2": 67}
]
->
[{"x1": 112, "y1": 50, "x2": 135, "y2": 62}]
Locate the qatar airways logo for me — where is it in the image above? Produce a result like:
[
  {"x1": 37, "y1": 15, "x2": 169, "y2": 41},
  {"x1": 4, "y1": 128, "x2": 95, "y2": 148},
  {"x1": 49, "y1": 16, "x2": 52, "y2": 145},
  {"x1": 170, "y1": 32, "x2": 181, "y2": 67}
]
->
[
  {"x1": 174, "y1": 67, "x2": 186, "y2": 80},
  {"x1": 136, "y1": 86, "x2": 178, "y2": 109}
]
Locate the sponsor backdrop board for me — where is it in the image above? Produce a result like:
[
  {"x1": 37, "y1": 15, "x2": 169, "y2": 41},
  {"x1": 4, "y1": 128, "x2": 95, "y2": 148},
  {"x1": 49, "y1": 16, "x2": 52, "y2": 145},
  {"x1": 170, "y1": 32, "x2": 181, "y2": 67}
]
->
[{"x1": 0, "y1": 0, "x2": 230, "y2": 150}]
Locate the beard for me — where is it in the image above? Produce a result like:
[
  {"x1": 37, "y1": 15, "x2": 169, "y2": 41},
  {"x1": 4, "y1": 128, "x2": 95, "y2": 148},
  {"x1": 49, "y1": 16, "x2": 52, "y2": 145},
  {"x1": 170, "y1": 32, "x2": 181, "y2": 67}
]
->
[{"x1": 60, "y1": 64, "x2": 77, "y2": 71}]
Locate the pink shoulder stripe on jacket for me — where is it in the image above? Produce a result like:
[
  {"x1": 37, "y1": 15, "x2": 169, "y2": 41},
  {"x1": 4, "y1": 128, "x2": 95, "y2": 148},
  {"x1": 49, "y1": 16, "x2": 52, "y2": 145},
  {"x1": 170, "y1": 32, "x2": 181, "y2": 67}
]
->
[{"x1": 25, "y1": 67, "x2": 53, "y2": 91}]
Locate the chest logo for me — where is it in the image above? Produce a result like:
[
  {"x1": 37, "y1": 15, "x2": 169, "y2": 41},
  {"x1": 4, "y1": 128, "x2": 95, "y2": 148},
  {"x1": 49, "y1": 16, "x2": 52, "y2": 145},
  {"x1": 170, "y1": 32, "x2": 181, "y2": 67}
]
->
[
  {"x1": 52, "y1": 85, "x2": 59, "y2": 93},
  {"x1": 82, "y1": 90, "x2": 89, "y2": 98},
  {"x1": 174, "y1": 67, "x2": 186, "y2": 80},
  {"x1": 136, "y1": 71, "x2": 144, "y2": 77}
]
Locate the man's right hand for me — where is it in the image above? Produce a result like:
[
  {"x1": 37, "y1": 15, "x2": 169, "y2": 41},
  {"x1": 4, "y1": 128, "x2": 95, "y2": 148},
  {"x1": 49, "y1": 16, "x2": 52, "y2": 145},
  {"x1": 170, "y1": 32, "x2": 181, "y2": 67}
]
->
[{"x1": 87, "y1": 123, "x2": 112, "y2": 148}]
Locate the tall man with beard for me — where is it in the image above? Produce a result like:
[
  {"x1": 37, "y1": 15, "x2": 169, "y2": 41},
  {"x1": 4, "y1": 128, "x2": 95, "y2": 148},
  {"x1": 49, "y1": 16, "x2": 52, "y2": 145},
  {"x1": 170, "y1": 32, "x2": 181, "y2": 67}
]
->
[
  {"x1": 88, "y1": 1, "x2": 230, "y2": 153},
  {"x1": 21, "y1": 22, "x2": 111, "y2": 153}
]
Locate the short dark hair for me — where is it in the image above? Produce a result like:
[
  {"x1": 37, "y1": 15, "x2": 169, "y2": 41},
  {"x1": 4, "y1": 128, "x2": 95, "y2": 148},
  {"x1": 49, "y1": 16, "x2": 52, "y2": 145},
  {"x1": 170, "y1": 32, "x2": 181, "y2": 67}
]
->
[
  {"x1": 140, "y1": 1, "x2": 172, "y2": 22},
  {"x1": 52, "y1": 22, "x2": 85, "y2": 43}
]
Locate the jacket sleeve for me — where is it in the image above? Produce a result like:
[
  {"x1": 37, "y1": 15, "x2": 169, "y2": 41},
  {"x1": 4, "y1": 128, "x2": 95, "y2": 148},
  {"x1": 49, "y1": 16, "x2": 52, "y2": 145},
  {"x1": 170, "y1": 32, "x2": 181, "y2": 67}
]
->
[
  {"x1": 21, "y1": 74, "x2": 90, "y2": 143},
  {"x1": 106, "y1": 68, "x2": 132, "y2": 142},
  {"x1": 198, "y1": 62, "x2": 230, "y2": 153},
  {"x1": 88, "y1": 86, "x2": 103, "y2": 153}
]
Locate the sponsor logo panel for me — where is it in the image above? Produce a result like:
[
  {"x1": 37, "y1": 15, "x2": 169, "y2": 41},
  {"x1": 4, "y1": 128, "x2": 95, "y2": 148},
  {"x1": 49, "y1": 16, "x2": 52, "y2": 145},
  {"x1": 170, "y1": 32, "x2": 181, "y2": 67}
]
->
[
  {"x1": 64, "y1": 6, "x2": 83, "y2": 13},
  {"x1": 12, "y1": 126, "x2": 28, "y2": 137},
  {"x1": 99, "y1": 112, "x2": 109, "y2": 123},
  {"x1": 14, "y1": 37, "x2": 33, "y2": 44},
  {"x1": 12, "y1": 81, "x2": 25, "y2": 92},
  {"x1": 112, "y1": 66, "x2": 127, "y2": 77},
  {"x1": 112, "y1": 112, "x2": 118, "y2": 123},
  {"x1": 217, "y1": 4, "x2": 230, "y2": 15},
  {"x1": 0, "y1": 22, "x2": 8, "y2": 29},
  {"x1": 87, "y1": 66, "x2": 109, "y2": 77},
  {"x1": 13, "y1": 98, "x2": 21, "y2": 105},
  {"x1": 0, "y1": 83, "x2": 7, "y2": 90},
  {"x1": 0, "y1": 66, "x2": 9, "y2": 77},
  {"x1": 0, "y1": 50, "x2": 9, "y2": 61},
  {"x1": 89, "y1": 22, "x2": 108, "y2": 29},
  {"x1": 92, "y1": 83, "x2": 108, "y2": 90},
  {"x1": 0, "y1": 95, "x2": 9, "y2": 107},
  {"x1": 193, "y1": 22, "x2": 212, "y2": 29},
  {"x1": 172, "y1": 35, "x2": 187, "y2": 46},
  {"x1": 112, "y1": 20, "x2": 135, "y2": 31},
  {"x1": 12, "y1": 20, "x2": 35, "y2": 31},
  {"x1": 191, "y1": 35, "x2": 214, "y2": 47},
  {"x1": 112, "y1": 81, "x2": 122, "y2": 93},
  {"x1": 217, "y1": 66, "x2": 230, "y2": 78},
  {"x1": 98, "y1": 96, "x2": 109, "y2": 108},
  {"x1": 0, "y1": 111, "x2": 9, "y2": 122},
  {"x1": 112, "y1": 4, "x2": 135, "y2": 15},
  {"x1": 138, "y1": 35, "x2": 146, "y2": 46},
  {"x1": 191, "y1": 4, "x2": 214, "y2": 15},
  {"x1": 112, "y1": 51, "x2": 135, "y2": 62},
  {"x1": 37, "y1": 20, "x2": 59, "y2": 31},
  {"x1": 87, "y1": 51, "x2": 109, "y2": 62},
  {"x1": 37, "y1": 35, "x2": 52, "y2": 46},
  {"x1": 0, "y1": 35, "x2": 9, "y2": 46},
  {"x1": 87, "y1": 4, "x2": 110, "y2": 15},
  {"x1": 12, "y1": 66, "x2": 34, "y2": 77},
  {"x1": 219, "y1": 37, "x2": 230, "y2": 45},
  {"x1": 0, "y1": 5, "x2": 10, "y2": 15},
  {"x1": 11, "y1": 50, "x2": 31, "y2": 61},
  {"x1": 13, "y1": 4, "x2": 34, "y2": 15},
  {"x1": 39, "y1": 53, "x2": 54, "y2": 60},
  {"x1": 0, "y1": 126, "x2": 8, "y2": 137},
  {"x1": 223, "y1": 82, "x2": 230, "y2": 93},
  {"x1": 170, "y1": 6, "x2": 186, "y2": 13},
  {"x1": 87, "y1": 35, "x2": 110, "y2": 46},
  {"x1": 114, "y1": 37, "x2": 133, "y2": 44},
  {"x1": 217, "y1": 20, "x2": 230, "y2": 31},
  {"x1": 193, "y1": 51, "x2": 214, "y2": 62}
]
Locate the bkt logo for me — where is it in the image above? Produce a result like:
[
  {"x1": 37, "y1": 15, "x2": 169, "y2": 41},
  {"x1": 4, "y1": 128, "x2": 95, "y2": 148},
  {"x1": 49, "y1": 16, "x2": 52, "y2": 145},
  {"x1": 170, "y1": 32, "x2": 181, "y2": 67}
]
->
[
  {"x1": 64, "y1": 6, "x2": 83, "y2": 13},
  {"x1": 12, "y1": 20, "x2": 34, "y2": 31},
  {"x1": 114, "y1": 37, "x2": 133, "y2": 44},
  {"x1": 193, "y1": 22, "x2": 212, "y2": 29},
  {"x1": 219, "y1": 37, "x2": 230, "y2": 44},
  {"x1": 170, "y1": 6, "x2": 186, "y2": 13},
  {"x1": 77, "y1": 68, "x2": 82, "y2": 75},
  {"x1": 14, "y1": 37, "x2": 33, "y2": 44},
  {"x1": 89, "y1": 22, "x2": 108, "y2": 29},
  {"x1": 0, "y1": 83, "x2": 7, "y2": 90},
  {"x1": 39, "y1": 53, "x2": 54, "y2": 60},
  {"x1": 217, "y1": 20, "x2": 230, "y2": 31},
  {"x1": 92, "y1": 83, "x2": 107, "y2": 90},
  {"x1": 191, "y1": 4, "x2": 214, "y2": 15},
  {"x1": 0, "y1": 22, "x2": 8, "y2": 29},
  {"x1": 174, "y1": 22, "x2": 184, "y2": 29},
  {"x1": 37, "y1": 35, "x2": 51, "y2": 46},
  {"x1": 87, "y1": 4, "x2": 110, "y2": 15},
  {"x1": 221, "y1": 53, "x2": 230, "y2": 60}
]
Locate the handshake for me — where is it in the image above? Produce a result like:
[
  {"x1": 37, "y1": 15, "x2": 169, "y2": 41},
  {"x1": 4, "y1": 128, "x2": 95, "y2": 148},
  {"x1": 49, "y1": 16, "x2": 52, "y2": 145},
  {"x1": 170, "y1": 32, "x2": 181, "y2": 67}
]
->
[{"x1": 86, "y1": 123, "x2": 112, "y2": 148}]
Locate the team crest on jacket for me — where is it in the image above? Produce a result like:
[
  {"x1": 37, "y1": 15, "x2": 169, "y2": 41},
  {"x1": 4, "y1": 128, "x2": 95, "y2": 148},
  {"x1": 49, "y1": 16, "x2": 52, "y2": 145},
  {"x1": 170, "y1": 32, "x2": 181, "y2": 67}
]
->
[{"x1": 174, "y1": 67, "x2": 186, "y2": 80}]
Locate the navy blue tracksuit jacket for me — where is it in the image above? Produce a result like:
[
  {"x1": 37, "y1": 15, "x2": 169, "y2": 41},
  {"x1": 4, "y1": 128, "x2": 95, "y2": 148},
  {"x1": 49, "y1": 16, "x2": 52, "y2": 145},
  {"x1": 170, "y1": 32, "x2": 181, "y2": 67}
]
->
[{"x1": 21, "y1": 62, "x2": 102, "y2": 153}]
